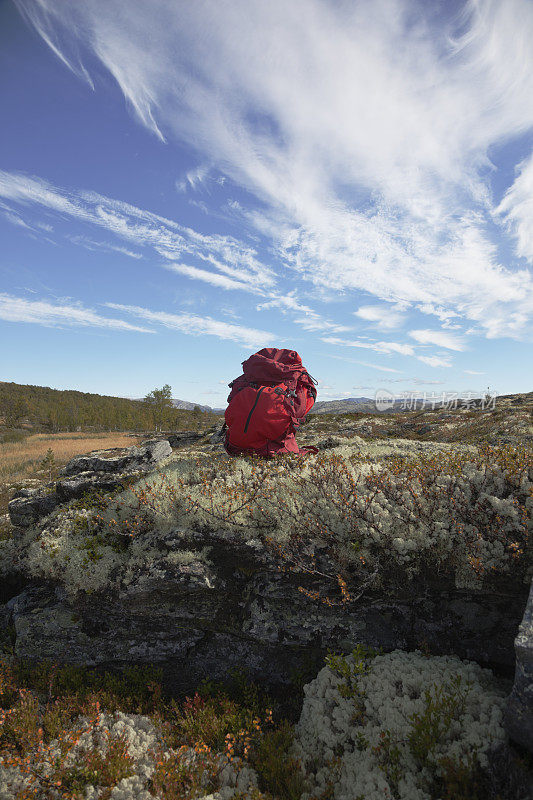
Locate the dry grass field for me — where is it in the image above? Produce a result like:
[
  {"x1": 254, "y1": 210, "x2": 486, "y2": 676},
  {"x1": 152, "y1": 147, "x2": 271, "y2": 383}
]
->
[
  {"x1": 0, "y1": 431, "x2": 145, "y2": 525},
  {"x1": 0, "y1": 431, "x2": 141, "y2": 479}
]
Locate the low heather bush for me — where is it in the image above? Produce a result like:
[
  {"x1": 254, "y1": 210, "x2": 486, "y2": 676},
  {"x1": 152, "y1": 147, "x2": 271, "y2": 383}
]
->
[
  {"x1": 0, "y1": 656, "x2": 305, "y2": 800},
  {"x1": 94, "y1": 443, "x2": 532, "y2": 606}
]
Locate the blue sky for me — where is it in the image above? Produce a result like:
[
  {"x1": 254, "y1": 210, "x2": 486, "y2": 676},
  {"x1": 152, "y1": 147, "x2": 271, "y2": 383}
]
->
[{"x1": 0, "y1": 0, "x2": 532, "y2": 407}]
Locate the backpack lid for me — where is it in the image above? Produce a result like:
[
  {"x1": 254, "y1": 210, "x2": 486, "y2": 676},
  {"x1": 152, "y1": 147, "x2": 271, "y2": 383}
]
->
[{"x1": 241, "y1": 348, "x2": 304, "y2": 383}]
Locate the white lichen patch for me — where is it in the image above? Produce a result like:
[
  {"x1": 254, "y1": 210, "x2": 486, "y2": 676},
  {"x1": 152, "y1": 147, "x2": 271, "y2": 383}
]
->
[
  {"x1": 6, "y1": 438, "x2": 531, "y2": 598},
  {"x1": 1, "y1": 649, "x2": 509, "y2": 800},
  {"x1": 166, "y1": 440, "x2": 530, "y2": 588},
  {"x1": 0, "y1": 707, "x2": 259, "y2": 800},
  {"x1": 20, "y1": 508, "x2": 125, "y2": 600},
  {"x1": 292, "y1": 649, "x2": 508, "y2": 800}
]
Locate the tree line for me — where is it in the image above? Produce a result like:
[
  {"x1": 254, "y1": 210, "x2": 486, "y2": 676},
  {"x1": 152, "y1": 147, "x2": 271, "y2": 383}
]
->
[{"x1": 0, "y1": 381, "x2": 218, "y2": 433}]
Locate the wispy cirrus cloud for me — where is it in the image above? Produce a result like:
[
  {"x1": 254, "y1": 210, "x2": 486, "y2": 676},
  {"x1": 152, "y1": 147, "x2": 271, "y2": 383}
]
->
[
  {"x1": 12, "y1": 0, "x2": 533, "y2": 340},
  {"x1": 417, "y1": 355, "x2": 452, "y2": 368},
  {"x1": 3, "y1": 169, "x2": 358, "y2": 339},
  {"x1": 2, "y1": 209, "x2": 32, "y2": 230},
  {"x1": 163, "y1": 262, "x2": 260, "y2": 293},
  {"x1": 354, "y1": 304, "x2": 406, "y2": 330},
  {"x1": 322, "y1": 336, "x2": 415, "y2": 356},
  {"x1": 68, "y1": 235, "x2": 142, "y2": 259},
  {"x1": 0, "y1": 290, "x2": 275, "y2": 348},
  {"x1": 326, "y1": 353, "x2": 402, "y2": 374},
  {"x1": 255, "y1": 294, "x2": 352, "y2": 334},
  {"x1": 0, "y1": 169, "x2": 277, "y2": 294},
  {"x1": 0, "y1": 293, "x2": 153, "y2": 333},
  {"x1": 496, "y1": 152, "x2": 533, "y2": 263},
  {"x1": 358, "y1": 361, "x2": 402, "y2": 374},
  {"x1": 105, "y1": 302, "x2": 275, "y2": 349},
  {"x1": 409, "y1": 329, "x2": 465, "y2": 351},
  {"x1": 379, "y1": 377, "x2": 445, "y2": 385},
  {"x1": 175, "y1": 165, "x2": 211, "y2": 193}
]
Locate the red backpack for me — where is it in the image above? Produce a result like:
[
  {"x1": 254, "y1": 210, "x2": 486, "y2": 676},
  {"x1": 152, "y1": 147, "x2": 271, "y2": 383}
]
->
[{"x1": 223, "y1": 348, "x2": 318, "y2": 458}]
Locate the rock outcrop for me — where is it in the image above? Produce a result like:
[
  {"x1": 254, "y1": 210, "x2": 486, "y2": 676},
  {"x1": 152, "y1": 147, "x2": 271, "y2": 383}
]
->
[
  {"x1": 505, "y1": 577, "x2": 533, "y2": 754},
  {"x1": 167, "y1": 431, "x2": 204, "y2": 447},
  {"x1": 8, "y1": 439, "x2": 172, "y2": 528},
  {"x1": 59, "y1": 439, "x2": 172, "y2": 476},
  {"x1": 7, "y1": 487, "x2": 59, "y2": 529},
  {"x1": 1, "y1": 430, "x2": 532, "y2": 794},
  {"x1": 3, "y1": 523, "x2": 528, "y2": 699}
]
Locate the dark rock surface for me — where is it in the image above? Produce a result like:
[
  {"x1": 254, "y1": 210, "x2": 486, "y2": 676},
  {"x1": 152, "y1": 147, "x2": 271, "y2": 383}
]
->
[
  {"x1": 3, "y1": 526, "x2": 529, "y2": 703},
  {"x1": 60, "y1": 438, "x2": 172, "y2": 476},
  {"x1": 484, "y1": 740, "x2": 533, "y2": 800},
  {"x1": 167, "y1": 431, "x2": 204, "y2": 447},
  {"x1": 8, "y1": 487, "x2": 59, "y2": 528},
  {"x1": 505, "y1": 578, "x2": 533, "y2": 754},
  {"x1": 55, "y1": 470, "x2": 142, "y2": 502},
  {"x1": 315, "y1": 436, "x2": 343, "y2": 450}
]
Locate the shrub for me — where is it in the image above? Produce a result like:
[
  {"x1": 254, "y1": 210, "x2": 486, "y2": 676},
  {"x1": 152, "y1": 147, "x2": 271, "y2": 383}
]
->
[{"x1": 109, "y1": 444, "x2": 531, "y2": 604}]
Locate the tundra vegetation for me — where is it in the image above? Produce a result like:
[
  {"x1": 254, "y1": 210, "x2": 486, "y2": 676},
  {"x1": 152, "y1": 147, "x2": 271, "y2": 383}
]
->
[
  {"x1": 0, "y1": 381, "x2": 214, "y2": 435},
  {"x1": 0, "y1": 393, "x2": 532, "y2": 799}
]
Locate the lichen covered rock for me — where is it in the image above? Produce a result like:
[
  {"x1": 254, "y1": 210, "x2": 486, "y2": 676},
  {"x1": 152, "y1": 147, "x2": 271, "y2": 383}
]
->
[
  {"x1": 60, "y1": 439, "x2": 172, "y2": 477},
  {"x1": 505, "y1": 577, "x2": 533, "y2": 753}
]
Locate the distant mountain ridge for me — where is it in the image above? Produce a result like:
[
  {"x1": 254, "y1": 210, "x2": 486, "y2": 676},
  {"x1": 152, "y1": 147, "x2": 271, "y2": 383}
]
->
[
  {"x1": 138, "y1": 394, "x2": 495, "y2": 415},
  {"x1": 170, "y1": 399, "x2": 216, "y2": 413},
  {"x1": 132, "y1": 397, "x2": 217, "y2": 413},
  {"x1": 311, "y1": 396, "x2": 411, "y2": 414}
]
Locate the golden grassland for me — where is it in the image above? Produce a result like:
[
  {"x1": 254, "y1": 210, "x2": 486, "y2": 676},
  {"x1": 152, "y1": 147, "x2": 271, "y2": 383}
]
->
[
  {"x1": 0, "y1": 432, "x2": 146, "y2": 528},
  {"x1": 0, "y1": 432, "x2": 142, "y2": 480}
]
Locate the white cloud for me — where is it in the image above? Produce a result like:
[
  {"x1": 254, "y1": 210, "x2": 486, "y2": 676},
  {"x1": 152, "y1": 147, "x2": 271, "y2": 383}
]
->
[
  {"x1": 319, "y1": 390, "x2": 355, "y2": 398},
  {"x1": 464, "y1": 369, "x2": 485, "y2": 375},
  {"x1": 256, "y1": 294, "x2": 313, "y2": 314},
  {"x1": 496, "y1": 151, "x2": 533, "y2": 262},
  {"x1": 358, "y1": 361, "x2": 402, "y2": 373},
  {"x1": 0, "y1": 170, "x2": 277, "y2": 294},
  {"x1": 322, "y1": 336, "x2": 414, "y2": 356},
  {"x1": 354, "y1": 304, "x2": 405, "y2": 330},
  {"x1": 292, "y1": 317, "x2": 352, "y2": 334},
  {"x1": 0, "y1": 293, "x2": 153, "y2": 333},
  {"x1": 326, "y1": 353, "x2": 401, "y2": 374},
  {"x1": 68, "y1": 234, "x2": 142, "y2": 259},
  {"x1": 164, "y1": 262, "x2": 260, "y2": 293},
  {"x1": 417, "y1": 355, "x2": 452, "y2": 368},
  {"x1": 176, "y1": 165, "x2": 211, "y2": 193},
  {"x1": 106, "y1": 302, "x2": 275, "y2": 348},
  {"x1": 380, "y1": 377, "x2": 445, "y2": 385},
  {"x1": 12, "y1": 0, "x2": 533, "y2": 338},
  {"x1": 416, "y1": 303, "x2": 460, "y2": 322},
  {"x1": 409, "y1": 329, "x2": 465, "y2": 351},
  {"x1": 256, "y1": 293, "x2": 352, "y2": 333},
  {"x1": 3, "y1": 210, "x2": 31, "y2": 229}
]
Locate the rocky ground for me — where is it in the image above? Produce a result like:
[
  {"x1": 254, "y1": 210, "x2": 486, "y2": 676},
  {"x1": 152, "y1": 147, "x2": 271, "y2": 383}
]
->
[
  {"x1": 303, "y1": 390, "x2": 533, "y2": 447},
  {"x1": 0, "y1": 395, "x2": 532, "y2": 799}
]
